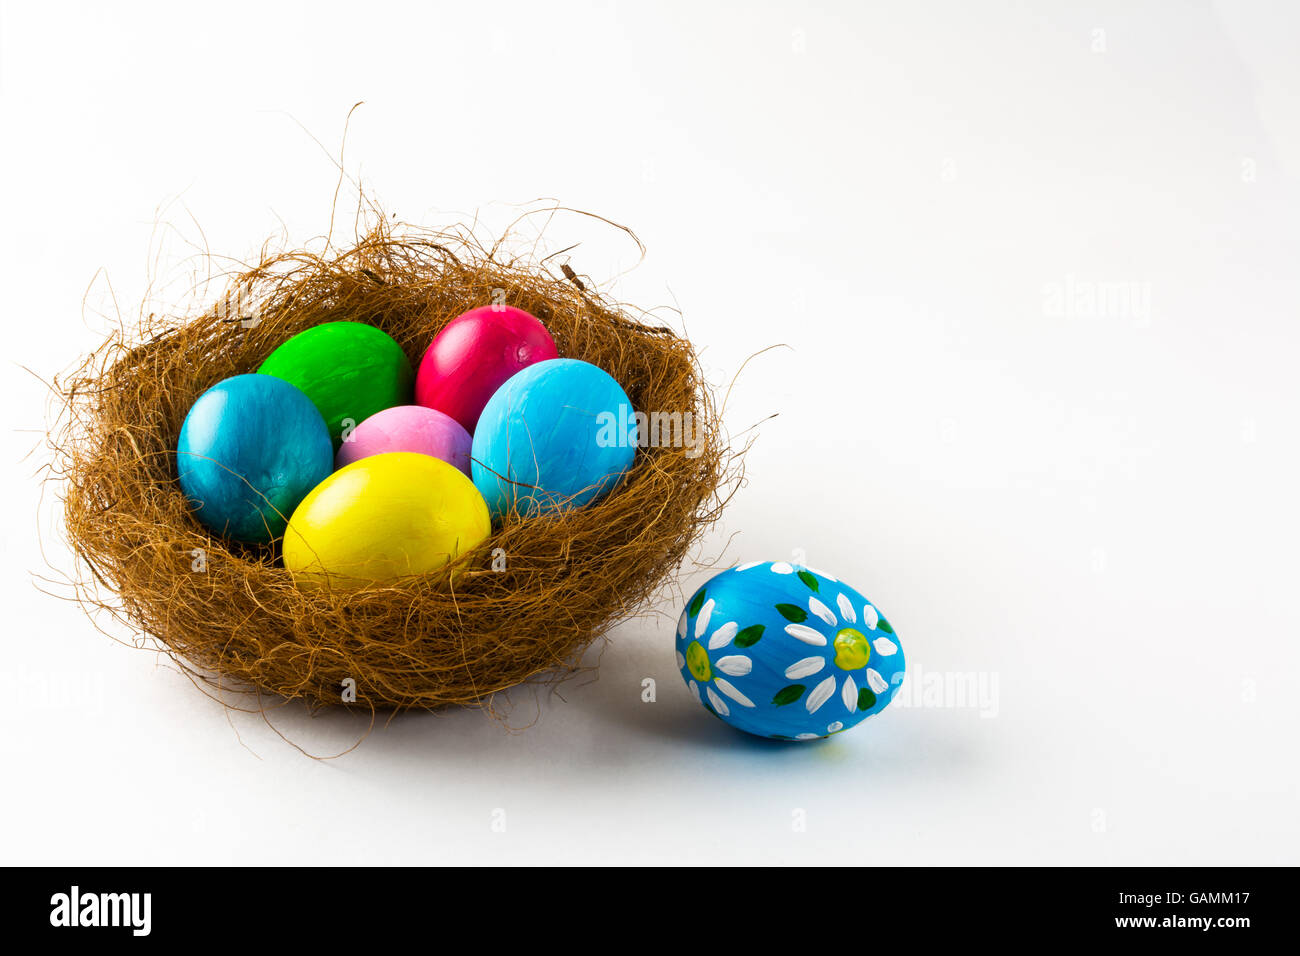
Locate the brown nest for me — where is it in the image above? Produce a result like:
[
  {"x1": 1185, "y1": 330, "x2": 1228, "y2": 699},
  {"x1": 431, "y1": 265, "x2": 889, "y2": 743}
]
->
[{"x1": 51, "y1": 215, "x2": 732, "y2": 715}]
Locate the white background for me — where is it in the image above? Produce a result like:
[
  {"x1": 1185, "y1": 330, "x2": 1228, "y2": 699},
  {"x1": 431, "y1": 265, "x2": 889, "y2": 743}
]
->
[{"x1": 2, "y1": 1, "x2": 1298, "y2": 865}]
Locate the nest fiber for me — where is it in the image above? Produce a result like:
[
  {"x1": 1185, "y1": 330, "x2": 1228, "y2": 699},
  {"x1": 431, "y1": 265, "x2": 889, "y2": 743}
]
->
[{"x1": 54, "y1": 220, "x2": 728, "y2": 712}]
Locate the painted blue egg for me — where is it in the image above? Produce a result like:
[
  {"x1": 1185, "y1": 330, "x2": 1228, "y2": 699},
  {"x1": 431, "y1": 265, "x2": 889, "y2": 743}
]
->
[
  {"x1": 675, "y1": 561, "x2": 905, "y2": 740},
  {"x1": 471, "y1": 358, "x2": 637, "y2": 519},
  {"x1": 176, "y1": 374, "x2": 333, "y2": 543}
]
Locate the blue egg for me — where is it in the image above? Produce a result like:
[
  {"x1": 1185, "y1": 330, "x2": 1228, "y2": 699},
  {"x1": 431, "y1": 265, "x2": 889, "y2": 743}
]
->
[
  {"x1": 177, "y1": 374, "x2": 333, "y2": 543},
  {"x1": 471, "y1": 358, "x2": 637, "y2": 519},
  {"x1": 675, "y1": 562, "x2": 905, "y2": 740}
]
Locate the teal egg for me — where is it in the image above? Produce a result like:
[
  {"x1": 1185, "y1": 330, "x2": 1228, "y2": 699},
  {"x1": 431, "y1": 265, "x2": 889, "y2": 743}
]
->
[{"x1": 176, "y1": 374, "x2": 333, "y2": 543}]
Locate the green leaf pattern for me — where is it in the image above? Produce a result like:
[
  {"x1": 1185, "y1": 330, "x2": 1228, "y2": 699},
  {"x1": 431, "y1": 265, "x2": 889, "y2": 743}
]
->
[
  {"x1": 688, "y1": 589, "x2": 707, "y2": 618},
  {"x1": 775, "y1": 603, "x2": 807, "y2": 623},
  {"x1": 772, "y1": 684, "x2": 806, "y2": 706}
]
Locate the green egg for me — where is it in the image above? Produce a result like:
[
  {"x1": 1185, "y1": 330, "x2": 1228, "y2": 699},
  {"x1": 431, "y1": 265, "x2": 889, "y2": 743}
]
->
[{"x1": 257, "y1": 321, "x2": 414, "y2": 447}]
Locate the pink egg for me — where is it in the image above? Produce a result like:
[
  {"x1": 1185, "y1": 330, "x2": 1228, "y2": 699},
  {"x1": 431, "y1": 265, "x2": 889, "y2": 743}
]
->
[
  {"x1": 415, "y1": 305, "x2": 558, "y2": 432},
  {"x1": 334, "y1": 405, "x2": 472, "y2": 475}
]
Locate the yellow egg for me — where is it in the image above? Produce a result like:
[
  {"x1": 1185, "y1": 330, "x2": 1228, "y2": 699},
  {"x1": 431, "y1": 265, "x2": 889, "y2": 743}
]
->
[{"x1": 283, "y1": 452, "x2": 490, "y2": 586}]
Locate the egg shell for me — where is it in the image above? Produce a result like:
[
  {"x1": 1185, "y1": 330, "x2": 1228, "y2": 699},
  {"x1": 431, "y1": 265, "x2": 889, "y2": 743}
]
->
[
  {"x1": 176, "y1": 374, "x2": 333, "y2": 543},
  {"x1": 415, "y1": 305, "x2": 558, "y2": 432},
  {"x1": 470, "y1": 358, "x2": 637, "y2": 519},
  {"x1": 283, "y1": 452, "x2": 490, "y2": 586},
  {"x1": 335, "y1": 405, "x2": 472, "y2": 475},
  {"x1": 675, "y1": 562, "x2": 905, "y2": 740},
  {"x1": 258, "y1": 321, "x2": 414, "y2": 447}
]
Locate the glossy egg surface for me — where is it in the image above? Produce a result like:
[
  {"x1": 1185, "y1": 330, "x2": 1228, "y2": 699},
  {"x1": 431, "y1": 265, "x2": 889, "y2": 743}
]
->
[
  {"x1": 335, "y1": 405, "x2": 472, "y2": 476},
  {"x1": 258, "y1": 321, "x2": 414, "y2": 446},
  {"x1": 415, "y1": 305, "x2": 557, "y2": 433},
  {"x1": 283, "y1": 452, "x2": 490, "y2": 585},
  {"x1": 176, "y1": 373, "x2": 333, "y2": 543}
]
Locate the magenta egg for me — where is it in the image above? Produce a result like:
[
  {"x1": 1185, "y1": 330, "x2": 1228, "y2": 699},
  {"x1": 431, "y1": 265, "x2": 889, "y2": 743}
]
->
[
  {"x1": 334, "y1": 405, "x2": 472, "y2": 475},
  {"x1": 415, "y1": 305, "x2": 558, "y2": 432}
]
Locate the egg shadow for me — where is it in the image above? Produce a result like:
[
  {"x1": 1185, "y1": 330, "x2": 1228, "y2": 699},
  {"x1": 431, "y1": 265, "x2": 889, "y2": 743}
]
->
[{"x1": 569, "y1": 629, "x2": 844, "y2": 758}]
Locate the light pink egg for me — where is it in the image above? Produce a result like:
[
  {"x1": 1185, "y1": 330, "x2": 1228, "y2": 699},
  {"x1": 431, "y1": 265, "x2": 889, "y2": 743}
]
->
[{"x1": 334, "y1": 405, "x2": 472, "y2": 475}]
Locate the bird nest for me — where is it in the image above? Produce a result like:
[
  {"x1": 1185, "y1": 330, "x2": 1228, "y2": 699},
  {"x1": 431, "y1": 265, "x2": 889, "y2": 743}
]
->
[{"x1": 51, "y1": 217, "x2": 731, "y2": 715}]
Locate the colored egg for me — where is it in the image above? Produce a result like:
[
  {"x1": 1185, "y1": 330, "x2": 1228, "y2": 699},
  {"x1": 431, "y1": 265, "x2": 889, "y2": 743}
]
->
[
  {"x1": 675, "y1": 561, "x2": 905, "y2": 741},
  {"x1": 471, "y1": 358, "x2": 637, "y2": 519},
  {"x1": 176, "y1": 374, "x2": 333, "y2": 543},
  {"x1": 258, "y1": 321, "x2": 414, "y2": 446},
  {"x1": 283, "y1": 452, "x2": 490, "y2": 585},
  {"x1": 415, "y1": 305, "x2": 558, "y2": 432},
  {"x1": 335, "y1": 405, "x2": 472, "y2": 475}
]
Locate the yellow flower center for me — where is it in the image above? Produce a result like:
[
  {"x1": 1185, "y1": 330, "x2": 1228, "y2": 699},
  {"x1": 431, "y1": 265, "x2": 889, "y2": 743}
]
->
[
  {"x1": 686, "y1": 640, "x2": 712, "y2": 683},
  {"x1": 833, "y1": 628, "x2": 871, "y2": 671}
]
